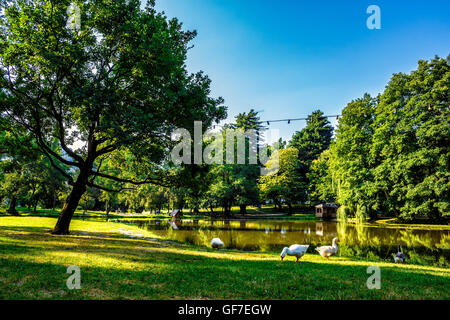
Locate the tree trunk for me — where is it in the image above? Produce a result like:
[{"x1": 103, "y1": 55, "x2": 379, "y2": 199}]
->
[
  {"x1": 239, "y1": 205, "x2": 247, "y2": 215},
  {"x1": 33, "y1": 198, "x2": 38, "y2": 213},
  {"x1": 105, "y1": 201, "x2": 110, "y2": 219},
  {"x1": 287, "y1": 202, "x2": 293, "y2": 215},
  {"x1": 369, "y1": 210, "x2": 377, "y2": 221},
  {"x1": 274, "y1": 199, "x2": 282, "y2": 211},
  {"x1": 29, "y1": 186, "x2": 36, "y2": 213},
  {"x1": 226, "y1": 203, "x2": 233, "y2": 216},
  {"x1": 7, "y1": 195, "x2": 18, "y2": 215},
  {"x1": 52, "y1": 196, "x2": 56, "y2": 212},
  {"x1": 52, "y1": 168, "x2": 90, "y2": 235}
]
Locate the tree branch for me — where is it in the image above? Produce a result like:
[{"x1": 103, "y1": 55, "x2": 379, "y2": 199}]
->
[
  {"x1": 90, "y1": 171, "x2": 151, "y2": 185},
  {"x1": 86, "y1": 181, "x2": 135, "y2": 193},
  {"x1": 53, "y1": 105, "x2": 85, "y2": 165},
  {"x1": 90, "y1": 170, "x2": 174, "y2": 188},
  {"x1": 39, "y1": 147, "x2": 74, "y2": 185}
]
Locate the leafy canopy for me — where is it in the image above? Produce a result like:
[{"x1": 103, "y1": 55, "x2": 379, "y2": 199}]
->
[{"x1": 0, "y1": 0, "x2": 226, "y2": 190}]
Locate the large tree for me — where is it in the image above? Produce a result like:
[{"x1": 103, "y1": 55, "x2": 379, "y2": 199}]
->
[
  {"x1": 328, "y1": 94, "x2": 377, "y2": 220},
  {"x1": 231, "y1": 109, "x2": 265, "y2": 213},
  {"x1": 307, "y1": 149, "x2": 336, "y2": 204},
  {"x1": 0, "y1": 0, "x2": 226, "y2": 233},
  {"x1": 204, "y1": 109, "x2": 264, "y2": 215},
  {"x1": 370, "y1": 56, "x2": 449, "y2": 220},
  {"x1": 258, "y1": 147, "x2": 305, "y2": 214},
  {"x1": 288, "y1": 110, "x2": 333, "y2": 204}
]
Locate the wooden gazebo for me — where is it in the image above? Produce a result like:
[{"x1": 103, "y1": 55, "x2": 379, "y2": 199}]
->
[{"x1": 315, "y1": 203, "x2": 339, "y2": 220}]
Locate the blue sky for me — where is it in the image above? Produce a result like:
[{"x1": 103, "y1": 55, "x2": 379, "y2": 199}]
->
[{"x1": 154, "y1": 0, "x2": 450, "y2": 142}]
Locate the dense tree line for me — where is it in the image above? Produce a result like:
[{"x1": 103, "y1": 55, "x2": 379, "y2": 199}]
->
[{"x1": 314, "y1": 56, "x2": 449, "y2": 221}]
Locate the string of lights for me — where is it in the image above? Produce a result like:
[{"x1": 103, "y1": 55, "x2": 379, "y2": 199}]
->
[
  {"x1": 212, "y1": 115, "x2": 343, "y2": 129},
  {"x1": 259, "y1": 105, "x2": 443, "y2": 126},
  {"x1": 261, "y1": 115, "x2": 341, "y2": 126},
  {"x1": 260, "y1": 104, "x2": 444, "y2": 125},
  {"x1": 212, "y1": 109, "x2": 442, "y2": 131}
]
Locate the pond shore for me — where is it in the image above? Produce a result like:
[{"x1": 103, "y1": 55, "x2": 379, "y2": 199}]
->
[
  {"x1": 0, "y1": 216, "x2": 449, "y2": 300},
  {"x1": 4, "y1": 207, "x2": 448, "y2": 226}
]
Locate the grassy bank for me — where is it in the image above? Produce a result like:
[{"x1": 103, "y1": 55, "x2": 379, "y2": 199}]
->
[
  {"x1": 0, "y1": 216, "x2": 449, "y2": 300},
  {"x1": 373, "y1": 218, "x2": 450, "y2": 230},
  {"x1": 0, "y1": 206, "x2": 315, "y2": 221}
]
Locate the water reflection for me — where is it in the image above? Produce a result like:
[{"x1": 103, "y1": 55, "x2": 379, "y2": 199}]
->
[
  {"x1": 315, "y1": 222, "x2": 337, "y2": 237},
  {"x1": 129, "y1": 218, "x2": 450, "y2": 267}
]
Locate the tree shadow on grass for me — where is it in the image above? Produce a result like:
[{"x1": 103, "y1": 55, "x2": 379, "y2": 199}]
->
[
  {"x1": 0, "y1": 225, "x2": 146, "y2": 242},
  {"x1": 0, "y1": 226, "x2": 52, "y2": 233}
]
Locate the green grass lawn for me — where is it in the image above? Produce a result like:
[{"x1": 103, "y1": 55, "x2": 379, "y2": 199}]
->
[{"x1": 0, "y1": 216, "x2": 449, "y2": 300}]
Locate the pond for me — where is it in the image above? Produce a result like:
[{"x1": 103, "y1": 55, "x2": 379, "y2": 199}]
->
[{"x1": 127, "y1": 218, "x2": 450, "y2": 267}]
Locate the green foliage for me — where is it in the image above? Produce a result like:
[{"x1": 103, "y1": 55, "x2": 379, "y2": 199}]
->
[
  {"x1": 232, "y1": 109, "x2": 266, "y2": 132},
  {"x1": 202, "y1": 110, "x2": 263, "y2": 214},
  {"x1": 288, "y1": 110, "x2": 333, "y2": 204},
  {"x1": 328, "y1": 93, "x2": 378, "y2": 219},
  {"x1": 323, "y1": 56, "x2": 449, "y2": 221},
  {"x1": 0, "y1": 0, "x2": 226, "y2": 230},
  {"x1": 289, "y1": 110, "x2": 334, "y2": 164},
  {"x1": 146, "y1": 186, "x2": 169, "y2": 212},
  {"x1": 308, "y1": 149, "x2": 336, "y2": 203},
  {"x1": 370, "y1": 56, "x2": 450, "y2": 220},
  {"x1": 0, "y1": 117, "x2": 67, "y2": 213},
  {"x1": 259, "y1": 148, "x2": 306, "y2": 214}
]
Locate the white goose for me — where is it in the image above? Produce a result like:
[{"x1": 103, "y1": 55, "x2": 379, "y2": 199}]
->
[
  {"x1": 211, "y1": 238, "x2": 224, "y2": 249},
  {"x1": 280, "y1": 244, "x2": 309, "y2": 262},
  {"x1": 315, "y1": 237, "x2": 339, "y2": 259}
]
